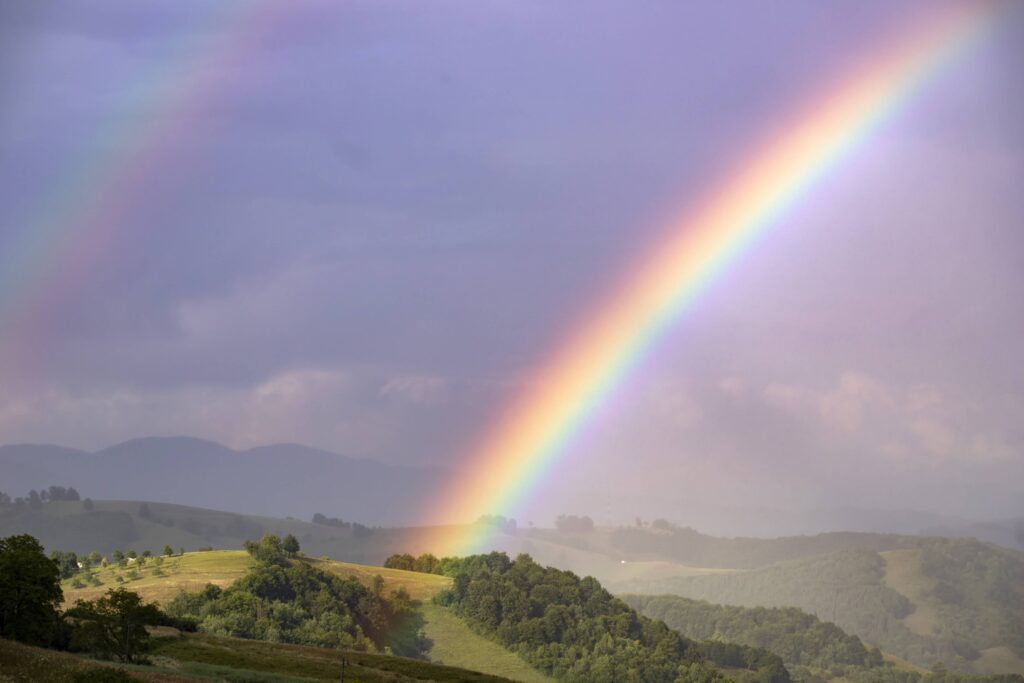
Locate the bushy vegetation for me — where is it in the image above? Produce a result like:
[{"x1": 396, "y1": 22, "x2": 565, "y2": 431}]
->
[
  {"x1": 624, "y1": 594, "x2": 883, "y2": 672},
  {"x1": 916, "y1": 539, "x2": 1024, "y2": 658},
  {"x1": 430, "y1": 552, "x2": 730, "y2": 682},
  {"x1": 167, "y1": 534, "x2": 417, "y2": 653},
  {"x1": 66, "y1": 588, "x2": 163, "y2": 663},
  {"x1": 0, "y1": 534, "x2": 64, "y2": 646}
]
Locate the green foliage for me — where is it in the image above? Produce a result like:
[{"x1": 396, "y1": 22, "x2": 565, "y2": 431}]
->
[
  {"x1": 244, "y1": 534, "x2": 289, "y2": 566},
  {"x1": 385, "y1": 552, "x2": 447, "y2": 574},
  {"x1": 917, "y1": 539, "x2": 1024, "y2": 658},
  {"x1": 624, "y1": 593, "x2": 882, "y2": 673},
  {"x1": 433, "y1": 552, "x2": 731, "y2": 682},
  {"x1": 167, "y1": 550, "x2": 417, "y2": 654},
  {"x1": 51, "y1": 549, "x2": 81, "y2": 579},
  {"x1": 162, "y1": 544, "x2": 173, "y2": 557},
  {"x1": 0, "y1": 534, "x2": 64, "y2": 646},
  {"x1": 67, "y1": 587, "x2": 163, "y2": 663},
  {"x1": 282, "y1": 534, "x2": 300, "y2": 556}
]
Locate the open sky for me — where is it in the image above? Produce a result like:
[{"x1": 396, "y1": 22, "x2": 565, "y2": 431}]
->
[{"x1": 1, "y1": 0, "x2": 1022, "y2": 523}]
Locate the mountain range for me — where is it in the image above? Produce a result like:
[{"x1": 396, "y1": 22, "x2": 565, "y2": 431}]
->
[{"x1": 0, "y1": 436, "x2": 442, "y2": 526}]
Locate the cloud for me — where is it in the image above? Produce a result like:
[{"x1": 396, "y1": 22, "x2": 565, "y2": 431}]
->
[
  {"x1": 380, "y1": 375, "x2": 449, "y2": 405},
  {"x1": 760, "y1": 371, "x2": 1022, "y2": 465}
]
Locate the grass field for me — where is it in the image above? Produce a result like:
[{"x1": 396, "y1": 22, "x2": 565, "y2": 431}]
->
[
  {"x1": 60, "y1": 549, "x2": 549, "y2": 682},
  {"x1": 881, "y1": 549, "x2": 940, "y2": 637},
  {"x1": 62, "y1": 550, "x2": 253, "y2": 607},
  {"x1": 0, "y1": 633, "x2": 516, "y2": 683}
]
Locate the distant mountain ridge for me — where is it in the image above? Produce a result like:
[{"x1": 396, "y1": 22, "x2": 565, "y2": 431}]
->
[{"x1": 0, "y1": 436, "x2": 443, "y2": 525}]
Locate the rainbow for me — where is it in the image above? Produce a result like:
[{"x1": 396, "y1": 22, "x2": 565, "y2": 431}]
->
[
  {"x1": 0, "y1": 3, "x2": 279, "y2": 377},
  {"x1": 425, "y1": 1, "x2": 1005, "y2": 557}
]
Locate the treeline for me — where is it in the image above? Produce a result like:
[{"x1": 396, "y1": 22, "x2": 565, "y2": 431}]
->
[
  {"x1": 624, "y1": 593, "x2": 885, "y2": 679},
  {"x1": 1, "y1": 533, "x2": 184, "y2": 664},
  {"x1": 167, "y1": 534, "x2": 418, "y2": 654},
  {"x1": 0, "y1": 485, "x2": 82, "y2": 508},
  {"x1": 311, "y1": 512, "x2": 375, "y2": 537},
  {"x1": 433, "y1": 552, "x2": 732, "y2": 682},
  {"x1": 386, "y1": 551, "x2": 791, "y2": 681}
]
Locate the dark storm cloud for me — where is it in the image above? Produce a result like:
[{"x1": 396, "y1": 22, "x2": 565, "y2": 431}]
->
[{"x1": 0, "y1": 1, "x2": 1021, "y2": 522}]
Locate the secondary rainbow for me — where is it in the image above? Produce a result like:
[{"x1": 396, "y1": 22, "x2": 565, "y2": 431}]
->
[
  {"x1": 0, "y1": 3, "x2": 279, "y2": 376},
  {"x1": 425, "y1": 1, "x2": 1005, "y2": 556}
]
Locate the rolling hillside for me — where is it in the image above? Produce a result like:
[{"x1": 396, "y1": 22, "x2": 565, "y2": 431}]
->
[
  {"x1": 0, "y1": 633, "x2": 519, "y2": 682},
  {"x1": 60, "y1": 549, "x2": 551, "y2": 683},
  {"x1": 613, "y1": 542, "x2": 1024, "y2": 676}
]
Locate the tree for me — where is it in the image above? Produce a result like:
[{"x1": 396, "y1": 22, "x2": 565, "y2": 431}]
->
[
  {"x1": 83, "y1": 498, "x2": 94, "y2": 511},
  {"x1": 51, "y1": 550, "x2": 80, "y2": 579},
  {"x1": 243, "y1": 534, "x2": 288, "y2": 565},
  {"x1": 0, "y1": 534, "x2": 64, "y2": 646},
  {"x1": 69, "y1": 588, "x2": 162, "y2": 663},
  {"x1": 179, "y1": 547, "x2": 185, "y2": 556},
  {"x1": 141, "y1": 550, "x2": 152, "y2": 559},
  {"x1": 282, "y1": 534, "x2": 300, "y2": 557},
  {"x1": 162, "y1": 545, "x2": 173, "y2": 557}
]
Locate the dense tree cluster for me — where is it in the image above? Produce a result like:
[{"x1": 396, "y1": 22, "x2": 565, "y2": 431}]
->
[
  {"x1": 312, "y1": 512, "x2": 351, "y2": 528},
  {"x1": 477, "y1": 514, "x2": 518, "y2": 533},
  {"x1": 555, "y1": 515, "x2": 595, "y2": 533},
  {"x1": 310, "y1": 512, "x2": 375, "y2": 538},
  {"x1": 169, "y1": 535, "x2": 416, "y2": 652},
  {"x1": 0, "y1": 534, "x2": 64, "y2": 646},
  {"x1": 625, "y1": 594, "x2": 883, "y2": 671},
  {"x1": 432, "y1": 552, "x2": 730, "y2": 682},
  {"x1": 917, "y1": 538, "x2": 1024, "y2": 658},
  {"x1": 384, "y1": 552, "x2": 448, "y2": 574},
  {"x1": 0, "y1": 485, "x2": 81, "y2": 509}
]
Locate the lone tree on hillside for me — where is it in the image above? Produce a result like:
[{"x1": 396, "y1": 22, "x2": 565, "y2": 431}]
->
[
  {"x1": 282, "y1": 534, "x2": 300, "y2": 557},
  {"x1": 0, "y1": 534, "x2": 64, "y2": 646},
  {"x1": 162, "y1": 545, "x2": 173, "y2": 557},
  {"x1": 243, "y1": 534, "x2": 288, "y2": 566},
  {"x1": 68, "y1": 588, "x2": 162, "y2": 663}
]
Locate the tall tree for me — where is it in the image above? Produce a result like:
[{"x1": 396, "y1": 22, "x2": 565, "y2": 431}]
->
[
  {"x1": 0, "y1": 534, "x2": 64, "y2": 646},
  {"x1": 68, "y1": 588, "x2": 162, "y2": 663}
]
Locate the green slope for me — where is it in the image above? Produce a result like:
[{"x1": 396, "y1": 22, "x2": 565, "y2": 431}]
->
[
  {"x1": 61, "y1": 549, "x2": 549, "y2": 683},
  {"x1": 614, "y1": 541, "x2": 1024, "y2": 676},
  {"x1": 0, "y1": 632, "x2": 517, "y2": 682}
]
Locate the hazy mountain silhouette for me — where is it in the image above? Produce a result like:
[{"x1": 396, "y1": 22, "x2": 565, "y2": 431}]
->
[{"x1": 0, "y1": 436, "x2": 442, "y2": 525}]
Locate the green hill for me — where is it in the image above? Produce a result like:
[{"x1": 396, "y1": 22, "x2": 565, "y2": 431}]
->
[
  {"x1": 623, "y1": 593, "x2": 884, "y2": 680},
  {"x1": 61, "y1": 549, "x2": 551, "y2": 683},
  {"x1": 613, "y1": 541, "x2": 1024, "y2": 676}
]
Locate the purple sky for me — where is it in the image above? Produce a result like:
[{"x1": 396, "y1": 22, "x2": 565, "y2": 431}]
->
[{"x1": 1, "y1": 0, "x2": 1022, "y2": 523}]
